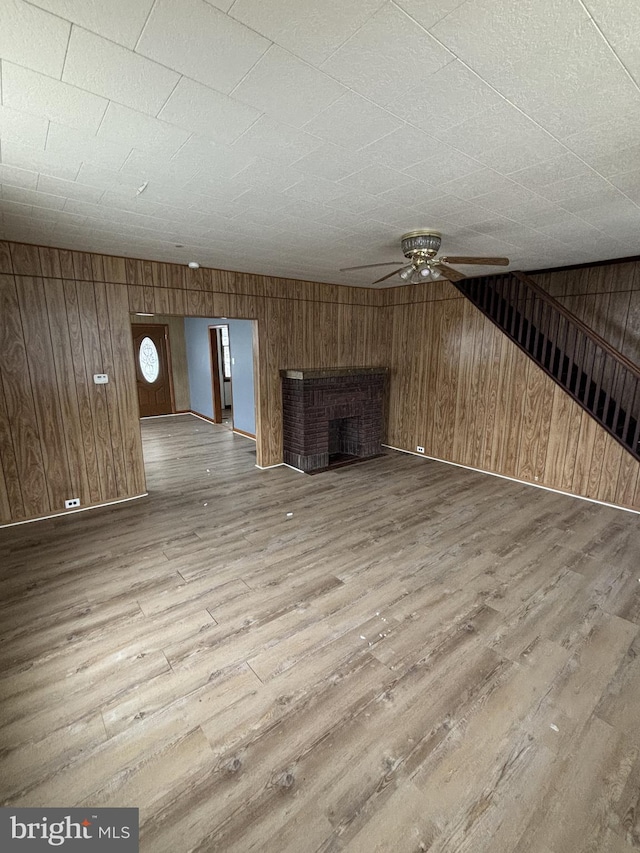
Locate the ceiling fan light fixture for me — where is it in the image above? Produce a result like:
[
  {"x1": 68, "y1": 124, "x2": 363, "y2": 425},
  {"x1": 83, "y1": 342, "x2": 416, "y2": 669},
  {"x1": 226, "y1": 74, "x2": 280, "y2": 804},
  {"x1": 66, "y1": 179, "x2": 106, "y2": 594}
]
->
[
  {"x1": 401, "y1": 230, "x2": 442, "y2": 258},
  {"x1": 398, "y1": 266, "x2": 414, "y2": 281}
]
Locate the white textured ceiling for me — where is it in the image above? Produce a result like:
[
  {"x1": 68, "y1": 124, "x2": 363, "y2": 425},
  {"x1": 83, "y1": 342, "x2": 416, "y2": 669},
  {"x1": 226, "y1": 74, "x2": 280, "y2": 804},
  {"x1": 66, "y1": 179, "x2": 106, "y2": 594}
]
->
[{"x1": 1, "y1": 0, "x2": 640, "y2": 286}]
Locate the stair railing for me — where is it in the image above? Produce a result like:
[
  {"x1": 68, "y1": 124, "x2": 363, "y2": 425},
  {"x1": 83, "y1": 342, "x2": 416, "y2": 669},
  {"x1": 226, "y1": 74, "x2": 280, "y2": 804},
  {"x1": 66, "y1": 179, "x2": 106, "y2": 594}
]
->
[{"x1": 452, "y1": 270, "x2": 640, "y2": 462}]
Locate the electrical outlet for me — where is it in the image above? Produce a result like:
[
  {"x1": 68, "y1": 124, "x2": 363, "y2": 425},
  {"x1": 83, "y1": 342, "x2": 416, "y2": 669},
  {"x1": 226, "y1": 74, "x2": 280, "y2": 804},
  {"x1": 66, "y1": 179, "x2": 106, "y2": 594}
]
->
[
  {"x1": 65, "y1": 498, "x2": 80, "y2": 509},
  {"x1": 416, "y1": 446, "x2": 425, "y2": 454}
]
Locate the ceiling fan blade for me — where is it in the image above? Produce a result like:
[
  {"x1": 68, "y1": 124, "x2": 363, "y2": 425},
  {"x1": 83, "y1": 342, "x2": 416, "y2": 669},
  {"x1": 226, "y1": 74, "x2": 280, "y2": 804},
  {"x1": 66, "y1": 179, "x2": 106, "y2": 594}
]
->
[
  {"x1": 441, "y1": 256, "x2": 510, "y2": 266},
  {"x1": 340, "y1": 261, "x2": 400, "y2": 272},
  {"x1": 372, "y1": 267, "x2": 405, "y2": 285},
  {"x1": 436, "y1": 263, "x2": 467, "y2": 282}
]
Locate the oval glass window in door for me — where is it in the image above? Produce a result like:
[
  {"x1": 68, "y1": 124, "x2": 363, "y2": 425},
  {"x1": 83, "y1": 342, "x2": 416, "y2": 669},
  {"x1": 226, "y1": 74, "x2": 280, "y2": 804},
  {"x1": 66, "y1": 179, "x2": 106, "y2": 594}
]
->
[{"x1": 139, "y1": 336, "x2": 160, "y2": 383}]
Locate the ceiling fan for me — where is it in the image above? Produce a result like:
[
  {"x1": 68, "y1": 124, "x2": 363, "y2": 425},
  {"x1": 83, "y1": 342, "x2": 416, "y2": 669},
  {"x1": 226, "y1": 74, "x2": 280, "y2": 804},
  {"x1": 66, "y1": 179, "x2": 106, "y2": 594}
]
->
[{"x1": 340, "y1": 230, "x2": 509, "y2": 284}]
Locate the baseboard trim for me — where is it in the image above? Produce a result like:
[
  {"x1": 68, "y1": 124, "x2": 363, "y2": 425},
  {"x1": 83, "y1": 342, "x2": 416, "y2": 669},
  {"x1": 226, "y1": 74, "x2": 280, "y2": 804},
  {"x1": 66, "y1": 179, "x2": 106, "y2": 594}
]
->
[
  {"x1": 382, "y1": 444, "x2": 640, "y2": 515},
  {"x1": 0, "y1": 493, "x2": 149, "y2": 528},
  {"x1": 140, "y1": 412, "x2": 187, "y2": 419},
  {"x1": 188, "y1": 410, "x2": 218, "y2": 425},
  {"x1": 233, "y1": 428, "x2": 256, "y2": 440},
  {"x1": 255, "y1": 462, "x2": 285, "y2": 469}
]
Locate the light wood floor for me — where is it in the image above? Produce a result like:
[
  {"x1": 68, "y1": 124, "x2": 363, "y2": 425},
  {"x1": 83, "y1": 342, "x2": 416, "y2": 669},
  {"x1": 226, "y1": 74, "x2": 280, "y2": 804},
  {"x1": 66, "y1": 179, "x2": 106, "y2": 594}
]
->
[{"x1": 1, "y1": 414, "x2": 639, "y2": 852}]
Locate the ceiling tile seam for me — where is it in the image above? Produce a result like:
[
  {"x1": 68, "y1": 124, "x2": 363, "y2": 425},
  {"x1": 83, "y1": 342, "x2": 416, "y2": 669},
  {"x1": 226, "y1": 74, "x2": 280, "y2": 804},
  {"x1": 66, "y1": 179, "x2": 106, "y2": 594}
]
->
[
  {"x1": 1, "y1": 31, "x2": 493, "y2": 195},
  {"x1": 153, "y1": 74, "x2": 187, "y2": 120},
  {"x1": 58, "y1": 21, "x2": 73, "y2": 82},
  {"x1": 60, "y1": 25, "x2": 191, "y2": 117},
  {"x1": 119, "y1": 147, "x2": 147, "y2": 175},
  {"x1": 296, "y1": 0, "x2": 389, "y2": 68},
  {"x1": 219, "y1": 107, "x2": 265, "y2": 152},
  {"x1": 20, "y1": 0, "x2": 72, "y2": 73},
  {"x1": 385, "y1": 5, "x2": 585, "y2": 156},
  {"x1": 133, "y1": 0, "x2": 160, "y2": 53},
  {"x1": 226, "y1": 43, "x2": 275, "y2": 100},
  {"x1": 275, "y1": 34, "x2": 559, "y2": 182},
  {"x1": 3, "y1": 59, "x2": 112, "y2": 128},
  {"x1": 387, "y1": 0, "x2": 459, "y2": 57},
  {"x1": 395, "y1": 0, "x2": 465, "y2": 31},
  {"x1": 577, "y1": 0, "x2": 640, "y2": 93},
  {"x1": 394, "y1": 14, "x2": 639, "y2": 207},
  {"x1": 299, "y1": 99, "x2": 406, "y2": 154}
]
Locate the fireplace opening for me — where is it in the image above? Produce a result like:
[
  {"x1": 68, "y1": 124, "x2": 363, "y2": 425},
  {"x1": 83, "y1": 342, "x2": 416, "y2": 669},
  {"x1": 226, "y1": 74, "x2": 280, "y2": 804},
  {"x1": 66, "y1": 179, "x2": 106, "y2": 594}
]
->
[
  {"x1": 328, "y1": 416, "x2": 360, "y2": 464},
  {"x1": 281, "y1": 367, "x2": 388, "y2": 474}
]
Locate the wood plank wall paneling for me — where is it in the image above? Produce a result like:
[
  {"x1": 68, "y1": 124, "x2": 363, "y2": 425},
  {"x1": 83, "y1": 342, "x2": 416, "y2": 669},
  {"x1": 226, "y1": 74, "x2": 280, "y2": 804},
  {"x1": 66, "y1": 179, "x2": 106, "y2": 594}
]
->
[
  {"x1": 2, "y1": 239, "x2": 640, "y2": 525},
  {"x1": 532, "y1": 261, "x2": 640, "y2": 367},
  {"x1": 386, "y1": 279, "x2": 640, "y2": 512},
  {"x1": 0, "y1": 273, "x2": 49, "y2": 519},
  {"x1": 0, "y1": 241, "x2": 384, "y2": 524}
]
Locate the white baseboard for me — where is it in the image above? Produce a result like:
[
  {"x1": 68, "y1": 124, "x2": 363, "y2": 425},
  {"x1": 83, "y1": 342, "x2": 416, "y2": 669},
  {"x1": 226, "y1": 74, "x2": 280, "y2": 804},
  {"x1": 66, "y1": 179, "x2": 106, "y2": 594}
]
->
[{"x1": 383, "y1": 444, "x2": 640, "y2": 515}]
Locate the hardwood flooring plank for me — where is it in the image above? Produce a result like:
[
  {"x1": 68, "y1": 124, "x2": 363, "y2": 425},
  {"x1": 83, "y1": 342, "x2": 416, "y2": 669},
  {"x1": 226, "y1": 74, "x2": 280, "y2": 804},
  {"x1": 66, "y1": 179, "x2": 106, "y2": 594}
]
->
[{"x1": 1, "y1": 413, "x2": 639, "y2": 852}]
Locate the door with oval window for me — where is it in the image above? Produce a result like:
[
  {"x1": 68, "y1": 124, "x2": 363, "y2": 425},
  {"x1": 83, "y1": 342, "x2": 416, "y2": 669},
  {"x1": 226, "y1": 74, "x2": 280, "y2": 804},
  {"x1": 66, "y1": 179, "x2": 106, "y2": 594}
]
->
[{"x1": 132, "y1": 323, "x2": 174, "y2": 417}]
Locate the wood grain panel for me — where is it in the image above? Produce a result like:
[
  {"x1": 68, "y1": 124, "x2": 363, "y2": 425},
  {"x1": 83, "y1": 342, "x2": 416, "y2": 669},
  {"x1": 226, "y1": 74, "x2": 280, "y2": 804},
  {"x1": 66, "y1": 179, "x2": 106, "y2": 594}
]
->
[
  {"x1": 0, "y1": 242, "x2": 13, "y2": 274},
  {"x1": 481, "y1": 330, "x2": 503, "y2": 470},
  {"x1": 10, "y1": 243, "x2": 42, "y2": 276},
  {"x1": 102, "y1": 255, "x2": 127, "y2": 284},
  {"x1": 107, "y1": 284, "x2": 146, "y2": 498},
  {"x1": 0, "y1": 274, "x2": 49, "y2": 518},
  {"x1": 39, "y1": 247, "x2": 61, "y2": 279},
  {"x1": 598, "y1": 440, "x2": 624, "y2": 504},
  {"x1": 94, "y1": 282, "x2": 128, "y2": 496},
  {"x1": 63, "y1": 280, "x2": 102, "y2": 505},
  {"x1": 58, "y1": 249, "x2": 75, "y2": 280},
  {"x1": 91, "y1": 254, "x2": 105, "y2": 283},
  {"x1": 72, "y1": 252, "x2": 94, "y2": 282},
  {"x1": 0, "y1": 380, "x2": 23, "y2": 520},
  {"x1": 43, "y1": 279, "x2": 91, "y2": 506},
  {"x1": 616, "y1": 448, "x2": 640, "y2": 507},
  {"x1": 16, "y1": 276, "x2": 71, "y2": 511},
  {"x1": 75, "y1": 283, "x2": 118, "y2": 502},
  {"x1": 517, "y1": 358, "x2": 554, "y2": 483}
]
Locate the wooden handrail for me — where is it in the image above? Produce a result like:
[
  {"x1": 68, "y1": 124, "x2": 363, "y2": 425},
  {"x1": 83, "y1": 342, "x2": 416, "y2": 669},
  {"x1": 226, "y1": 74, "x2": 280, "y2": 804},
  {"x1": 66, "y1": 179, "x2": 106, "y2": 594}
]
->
[
  {"x1": 454, "y1": 271, "x2": 640, "y2": 461},
  {"x1": 512, "y1": 271, "x2": 640, "y2": 381}
]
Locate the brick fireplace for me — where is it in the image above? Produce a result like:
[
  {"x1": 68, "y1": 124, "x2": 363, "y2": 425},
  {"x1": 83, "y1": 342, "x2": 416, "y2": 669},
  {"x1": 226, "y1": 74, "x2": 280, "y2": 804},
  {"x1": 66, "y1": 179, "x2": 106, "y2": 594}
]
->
[{"x1": 281, "y1": 367, "x2": 388, "y2": 473}]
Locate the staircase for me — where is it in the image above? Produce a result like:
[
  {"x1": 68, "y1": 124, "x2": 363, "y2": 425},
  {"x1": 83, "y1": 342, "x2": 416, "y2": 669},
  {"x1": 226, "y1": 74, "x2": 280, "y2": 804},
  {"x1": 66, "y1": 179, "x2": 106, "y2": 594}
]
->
[{"x1": 453, "y1": 270, "x2": 640, "y2": 463}]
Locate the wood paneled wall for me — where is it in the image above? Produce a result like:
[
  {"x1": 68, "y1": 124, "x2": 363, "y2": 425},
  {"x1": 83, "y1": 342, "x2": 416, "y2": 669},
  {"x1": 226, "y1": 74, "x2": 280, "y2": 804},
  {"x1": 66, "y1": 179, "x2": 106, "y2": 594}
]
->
[
  {"x1": 2, "y1": 238, "x2": 640, "y2": 526},
  {"x1": 532, "y1": 260, "x2": 640, "y2": 366},
  {"x1": 0, "y1": 245, "x2": 146, "y2": 524},
  {"x1": 0, "y1": 241, "x2": 385, "y2": 524},
  {"x1": 384, "y1": 277, "x2": 640, "y2": 511},
  {"x1": 129, "y1": 313, "x2": 190, "y2": 412}
]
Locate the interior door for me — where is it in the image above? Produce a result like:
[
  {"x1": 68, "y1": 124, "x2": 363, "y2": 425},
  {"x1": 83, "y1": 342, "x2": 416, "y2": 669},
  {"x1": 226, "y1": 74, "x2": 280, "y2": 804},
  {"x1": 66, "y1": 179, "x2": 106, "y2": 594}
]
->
[{"x1": 132, "y1": 323, "x2": 174, "y2": 417}]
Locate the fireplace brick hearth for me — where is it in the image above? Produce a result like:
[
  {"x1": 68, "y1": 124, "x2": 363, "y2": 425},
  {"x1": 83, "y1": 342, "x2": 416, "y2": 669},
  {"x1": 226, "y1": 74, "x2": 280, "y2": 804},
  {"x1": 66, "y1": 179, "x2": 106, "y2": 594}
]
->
[{"x1": 281, "y1": 367, "x2": 388, "y2": 473}]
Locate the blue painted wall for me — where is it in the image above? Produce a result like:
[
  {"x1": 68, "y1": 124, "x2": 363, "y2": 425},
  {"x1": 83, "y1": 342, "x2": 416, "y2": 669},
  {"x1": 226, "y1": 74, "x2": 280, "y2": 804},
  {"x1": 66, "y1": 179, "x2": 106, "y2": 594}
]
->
[{"x1": 184, "y1": 317, "x2": 256, "y2": 436}]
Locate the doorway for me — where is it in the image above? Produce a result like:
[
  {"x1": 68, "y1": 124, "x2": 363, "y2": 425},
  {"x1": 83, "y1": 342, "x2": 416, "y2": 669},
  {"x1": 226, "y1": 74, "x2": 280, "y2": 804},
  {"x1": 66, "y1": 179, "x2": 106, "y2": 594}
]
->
[
  {"x1": 209, "y1": 324, "x2": 233, "y2": 428},
  {"x1": 132, "y1": 323, "x2": 174, "y2": 417}
]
